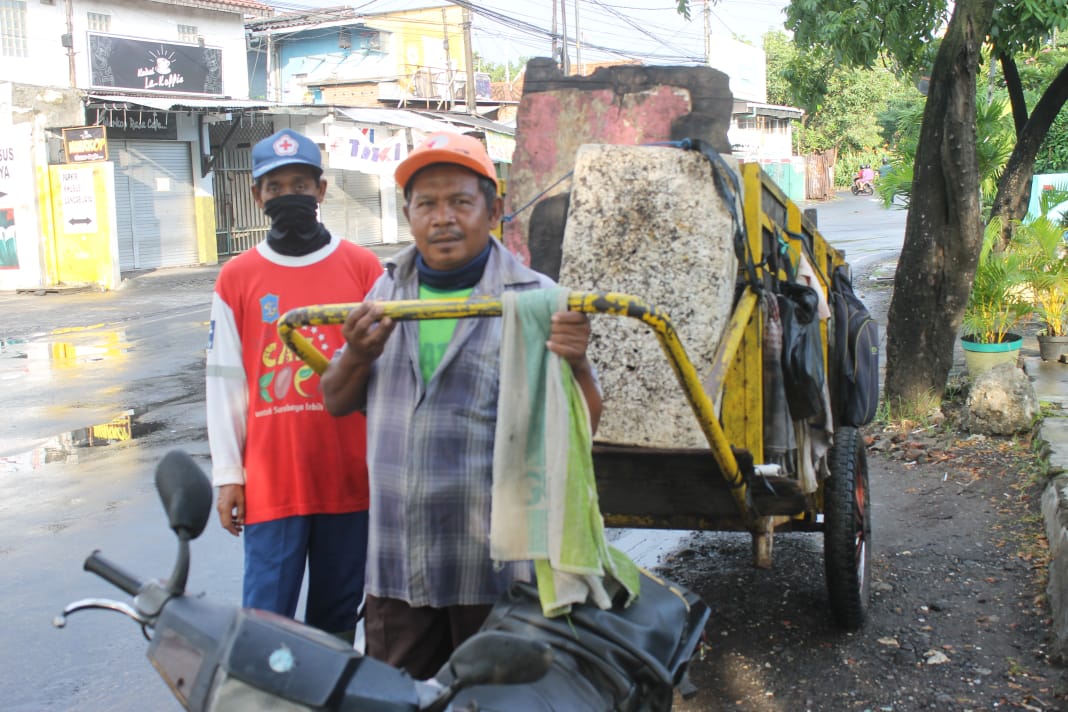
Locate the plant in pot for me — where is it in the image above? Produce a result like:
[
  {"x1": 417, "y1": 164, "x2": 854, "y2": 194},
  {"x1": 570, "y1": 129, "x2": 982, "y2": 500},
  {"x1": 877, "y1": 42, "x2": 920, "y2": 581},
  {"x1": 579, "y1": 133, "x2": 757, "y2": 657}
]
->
[
  {"x1": 1015, "y1": 210, "x2": 1068, "y2": 362},
  {"x1": 960, "y1": 218, "x2": 1031, "y2": 375}
]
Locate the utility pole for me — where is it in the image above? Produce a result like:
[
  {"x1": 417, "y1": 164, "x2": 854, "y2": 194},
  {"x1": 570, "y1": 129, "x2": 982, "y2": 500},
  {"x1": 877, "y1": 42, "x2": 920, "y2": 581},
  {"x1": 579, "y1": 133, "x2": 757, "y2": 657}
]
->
[
  {"x1": 551, "y1": 2, "x2": 559, "y2": 69},
  {"x1": 559, "y1": 0, "x2": 570, "y2": 75},
  {"x1": 441, "y1": 8, "x2": 454, "y2": 111},
  {"x1": 504, "y1": 40, "x2": 511, "y2": 86},
  {"x1": 462, "y1": 7, "x2": 476, "y2": 115},
  {"x1": 703, "y1": 0, "x2": 711, "y2": 64},
  {"x1": 265, "y1": 31, "x2": 275, "y2": 101},
  {"x1": 574, "y1": 0, "x2": 582, "y2": 75},
  {"x1": 64, "y1": 0, "x2": 76, "y2": 87}
]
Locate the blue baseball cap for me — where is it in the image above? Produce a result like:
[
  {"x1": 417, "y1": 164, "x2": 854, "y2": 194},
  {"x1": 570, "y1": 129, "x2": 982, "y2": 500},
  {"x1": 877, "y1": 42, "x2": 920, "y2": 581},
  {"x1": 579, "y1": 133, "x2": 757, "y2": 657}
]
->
[{"x1": 252, "y1": 129, "x2": 322, "y2": 179}]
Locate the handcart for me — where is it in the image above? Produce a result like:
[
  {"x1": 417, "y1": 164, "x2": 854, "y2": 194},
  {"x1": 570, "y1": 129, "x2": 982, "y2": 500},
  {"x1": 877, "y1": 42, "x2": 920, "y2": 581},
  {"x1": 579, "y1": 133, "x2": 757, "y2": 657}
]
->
[{"x1": 278, "y1": 162, "x2": 872, "y2": 631}]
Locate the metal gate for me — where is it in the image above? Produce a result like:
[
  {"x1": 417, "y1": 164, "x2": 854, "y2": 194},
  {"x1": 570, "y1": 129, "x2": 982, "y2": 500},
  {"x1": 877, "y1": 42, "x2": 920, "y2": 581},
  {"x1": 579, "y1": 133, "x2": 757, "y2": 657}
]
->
[
  {"x1": 210, "y1": 117, "x2": 274, "y2": 257},
  {"x1": 111, "y1": 140, "x2": 198, "y2": 270}
]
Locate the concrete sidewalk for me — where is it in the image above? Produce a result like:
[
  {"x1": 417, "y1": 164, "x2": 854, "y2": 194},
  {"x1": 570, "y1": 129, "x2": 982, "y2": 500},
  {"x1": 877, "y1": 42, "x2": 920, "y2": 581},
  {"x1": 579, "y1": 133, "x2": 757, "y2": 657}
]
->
[{"x1": 1032, "y1": 352, "x2": 1068, "y2": 660}]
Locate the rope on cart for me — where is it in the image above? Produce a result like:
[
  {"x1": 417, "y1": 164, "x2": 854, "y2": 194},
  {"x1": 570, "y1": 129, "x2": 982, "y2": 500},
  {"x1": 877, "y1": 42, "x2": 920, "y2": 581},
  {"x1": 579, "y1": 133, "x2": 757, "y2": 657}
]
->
[
  {"x1": 501, "y1": 170, "x2": 574, "y2": 224},
  {"x1": 668, "y1": 138, "x2": 763, "y2": 294}
]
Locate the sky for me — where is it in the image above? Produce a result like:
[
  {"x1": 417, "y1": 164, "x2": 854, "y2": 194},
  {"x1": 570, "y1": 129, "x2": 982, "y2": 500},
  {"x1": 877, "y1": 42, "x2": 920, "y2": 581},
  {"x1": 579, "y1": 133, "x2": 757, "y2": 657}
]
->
[{"x1": 263, "y1": 0, "x2": 793, "y2": 68}]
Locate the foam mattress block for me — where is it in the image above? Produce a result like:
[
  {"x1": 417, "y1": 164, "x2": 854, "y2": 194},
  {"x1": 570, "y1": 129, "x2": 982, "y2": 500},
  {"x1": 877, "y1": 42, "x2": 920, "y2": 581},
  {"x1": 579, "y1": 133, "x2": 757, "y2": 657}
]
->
[{"x1": 558, "y1": 144, "x2": 739, "y2": 448}]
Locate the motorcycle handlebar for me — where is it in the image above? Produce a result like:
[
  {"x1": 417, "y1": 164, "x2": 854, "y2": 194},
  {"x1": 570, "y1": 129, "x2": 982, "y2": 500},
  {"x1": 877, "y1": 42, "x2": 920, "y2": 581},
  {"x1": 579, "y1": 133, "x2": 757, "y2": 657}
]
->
[{"x1": 84, "y1": 550, "x2": 143, "y2": 596}]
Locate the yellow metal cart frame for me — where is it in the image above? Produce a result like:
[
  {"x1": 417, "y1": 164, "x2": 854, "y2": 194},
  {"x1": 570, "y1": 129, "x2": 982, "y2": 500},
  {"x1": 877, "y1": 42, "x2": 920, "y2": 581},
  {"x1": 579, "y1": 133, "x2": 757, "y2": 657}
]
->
[{"x1": 278, "y1": 163, "x2": 871, "y2": 631}]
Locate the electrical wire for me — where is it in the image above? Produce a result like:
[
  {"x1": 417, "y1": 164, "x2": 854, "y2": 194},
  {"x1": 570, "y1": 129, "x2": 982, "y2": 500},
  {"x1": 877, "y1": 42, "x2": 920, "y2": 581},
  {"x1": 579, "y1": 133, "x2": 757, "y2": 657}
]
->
[{"x1": 249, "y1": 0, "x2": 780, "y2": 66}]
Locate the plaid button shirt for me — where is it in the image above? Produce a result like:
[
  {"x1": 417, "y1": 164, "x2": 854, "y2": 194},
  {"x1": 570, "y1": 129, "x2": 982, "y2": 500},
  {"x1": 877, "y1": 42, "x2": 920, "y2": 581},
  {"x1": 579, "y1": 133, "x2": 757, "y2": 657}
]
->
[{"x1": 363, "y1": 241, "x2": 556, "y2": 607}]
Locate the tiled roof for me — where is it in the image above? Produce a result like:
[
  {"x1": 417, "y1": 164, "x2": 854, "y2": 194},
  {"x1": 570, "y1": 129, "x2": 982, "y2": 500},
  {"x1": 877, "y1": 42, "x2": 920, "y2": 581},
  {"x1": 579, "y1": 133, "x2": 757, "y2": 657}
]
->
[
  {"x1": 154, "y1": 0, "x2": 271, "y2": 17},
  {"x1": 247, "y1": 6, "x2": 364, "y2": 31}
]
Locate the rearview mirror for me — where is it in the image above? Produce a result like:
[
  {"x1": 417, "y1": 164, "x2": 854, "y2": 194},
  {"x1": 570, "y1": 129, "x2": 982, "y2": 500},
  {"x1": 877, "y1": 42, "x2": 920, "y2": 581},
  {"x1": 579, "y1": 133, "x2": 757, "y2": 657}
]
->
[{"x1": 155, "y1": 450, "x2": 213, "y2": 540}]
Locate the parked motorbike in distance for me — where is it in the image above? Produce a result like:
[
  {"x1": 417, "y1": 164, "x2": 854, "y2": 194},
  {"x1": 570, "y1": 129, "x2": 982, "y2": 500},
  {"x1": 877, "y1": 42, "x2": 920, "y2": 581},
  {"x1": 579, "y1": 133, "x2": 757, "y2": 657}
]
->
[{"x1": 56, "y1": 450, "x2": 710, "y2": 711}]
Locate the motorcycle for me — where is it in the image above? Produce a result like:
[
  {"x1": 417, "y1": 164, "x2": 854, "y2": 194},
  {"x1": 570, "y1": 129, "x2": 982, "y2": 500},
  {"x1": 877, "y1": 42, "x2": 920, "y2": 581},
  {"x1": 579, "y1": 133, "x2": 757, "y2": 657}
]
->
[
  {"x1": 56, "y1": 450, "x2": 710, "y2": 711},
  {"x1": 851, "y1": 169, "x2": 875, "y2": 196}
]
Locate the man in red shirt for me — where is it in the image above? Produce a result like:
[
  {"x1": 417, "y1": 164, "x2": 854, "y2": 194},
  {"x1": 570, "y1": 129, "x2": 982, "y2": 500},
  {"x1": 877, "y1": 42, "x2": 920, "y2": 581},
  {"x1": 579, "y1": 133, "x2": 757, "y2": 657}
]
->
[{"x1": 206, "y1": 128, "x2": 382, "y2": 640}]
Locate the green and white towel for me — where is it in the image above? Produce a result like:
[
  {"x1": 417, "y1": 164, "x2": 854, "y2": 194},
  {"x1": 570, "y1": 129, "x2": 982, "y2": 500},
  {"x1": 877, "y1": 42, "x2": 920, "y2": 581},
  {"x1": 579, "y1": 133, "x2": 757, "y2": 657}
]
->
[{"x1": 492, "y1": 287, "x2": 640, "y2": 618}]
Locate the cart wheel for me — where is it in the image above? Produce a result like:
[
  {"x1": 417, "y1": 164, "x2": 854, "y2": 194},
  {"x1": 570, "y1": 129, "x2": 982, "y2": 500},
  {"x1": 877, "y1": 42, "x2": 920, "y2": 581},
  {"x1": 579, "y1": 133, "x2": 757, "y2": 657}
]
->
[{"x1": 824, "y1": 425, "x2": 871, "y2": 630}]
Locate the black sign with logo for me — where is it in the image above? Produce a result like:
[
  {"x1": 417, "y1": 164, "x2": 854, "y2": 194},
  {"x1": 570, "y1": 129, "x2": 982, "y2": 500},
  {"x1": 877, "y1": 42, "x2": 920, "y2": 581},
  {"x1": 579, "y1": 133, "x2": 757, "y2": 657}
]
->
[
  {"x1": 89, "y1": 34, "x2": 223, "y2": 95},
  {"x1": 62, "y1": 125, "x2": 108, "y2": 162}
]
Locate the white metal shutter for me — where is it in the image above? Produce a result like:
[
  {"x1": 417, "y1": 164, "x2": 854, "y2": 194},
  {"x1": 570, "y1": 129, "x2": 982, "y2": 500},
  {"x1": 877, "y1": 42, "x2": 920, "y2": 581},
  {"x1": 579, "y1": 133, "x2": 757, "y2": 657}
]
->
[
  {"x1": 113, "y1": 169, "x2": 135, "y2": 268},
  {"x1": 395, "y1": 186, "x2": 413, "y2": 243},
  {"x1": 110, "y1": 141, "x2": 197, "y2": 269},
  {"x1": 320, "y1": 168, "x2": 383, "y2": 246}
]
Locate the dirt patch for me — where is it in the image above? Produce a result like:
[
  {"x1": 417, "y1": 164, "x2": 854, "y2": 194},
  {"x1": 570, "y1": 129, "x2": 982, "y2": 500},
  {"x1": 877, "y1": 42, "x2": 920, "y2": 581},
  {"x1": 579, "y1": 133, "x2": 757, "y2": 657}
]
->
[{"x1": 662, "y1": 431, "x2": 1064, "y2": 711}]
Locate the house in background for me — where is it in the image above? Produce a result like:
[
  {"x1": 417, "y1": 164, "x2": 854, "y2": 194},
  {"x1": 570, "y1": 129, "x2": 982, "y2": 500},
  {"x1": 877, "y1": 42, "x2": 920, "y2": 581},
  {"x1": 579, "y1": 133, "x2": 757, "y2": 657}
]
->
[
  {"x1": 0, "y1": 0, "x2": 271, "y2": 290},
  {"x1": 707, "y1": 36, "x2": 806, "y2": 202},
  {"x1": 246, "y1": 5, "x2": 492, "y2": 111},
  {"x1": 234, "y1": 5, "x2": 515, "y2": 255}
]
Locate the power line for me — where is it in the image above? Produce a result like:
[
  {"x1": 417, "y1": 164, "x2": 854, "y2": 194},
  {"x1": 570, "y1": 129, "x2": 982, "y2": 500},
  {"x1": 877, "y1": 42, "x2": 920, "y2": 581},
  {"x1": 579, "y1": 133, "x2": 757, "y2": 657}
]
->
[{"x1": 249, "y1": 1, "x2": 722, "y2": 65}]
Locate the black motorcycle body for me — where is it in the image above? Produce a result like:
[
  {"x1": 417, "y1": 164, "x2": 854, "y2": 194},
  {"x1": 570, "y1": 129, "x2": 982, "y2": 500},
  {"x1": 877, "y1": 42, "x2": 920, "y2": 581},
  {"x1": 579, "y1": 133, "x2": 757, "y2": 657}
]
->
[
  {"x1": 851, "y1": 179, "x2": 874, "y2": 196},
  {"x1": 57, "y1": 450, "x2": 710, "y2": 711}
]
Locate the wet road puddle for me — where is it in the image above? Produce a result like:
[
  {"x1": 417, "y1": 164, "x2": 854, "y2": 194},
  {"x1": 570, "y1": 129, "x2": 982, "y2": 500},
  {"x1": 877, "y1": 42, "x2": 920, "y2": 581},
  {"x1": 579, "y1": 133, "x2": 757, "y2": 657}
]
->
[
  {"x1": 0, "y1": 408, "x2": 164, "y2": 474},
  {"x1": 0, "y1": 330, "x2": 131, "y2": 371},
  {"x1": 0, "y1": 331, "x2": 132, "y2": 384}
]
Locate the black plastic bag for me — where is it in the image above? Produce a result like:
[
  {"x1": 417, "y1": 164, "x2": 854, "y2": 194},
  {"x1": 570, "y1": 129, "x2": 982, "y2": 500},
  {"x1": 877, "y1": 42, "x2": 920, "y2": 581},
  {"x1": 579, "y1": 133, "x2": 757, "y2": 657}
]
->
[{"x1": 777, "y1": 280, "x2": 825, "y2": 422}]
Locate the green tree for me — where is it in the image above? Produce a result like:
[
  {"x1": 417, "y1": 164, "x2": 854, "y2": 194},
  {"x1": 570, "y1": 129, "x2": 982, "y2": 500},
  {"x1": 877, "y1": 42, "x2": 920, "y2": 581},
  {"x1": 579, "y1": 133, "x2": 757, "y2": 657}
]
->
[
  {"x1": 679, "y1": 0, "x2": 1068, "y2": 411},
  {"x1": 1019, "y1": 43, "x2": 1068, "y2": 173},
  {"x1": 988, "y1": 32, "x2": 1068, "y2": 246},
  {"x1": 688, "y1": 0, "x2": 1066, "y2": 412},
  {"x1": 764, "y1": 31, "x2": 921, "y2": 180},
  {"x1": 473, "y1": 52, "x2": 529, "y2": 83},
  {"x1": 764, "y1": 30, "x2": 799, "y2": 107},
  {"x1": 795, "y1": 0, "x2": 998, "y2": 414}
]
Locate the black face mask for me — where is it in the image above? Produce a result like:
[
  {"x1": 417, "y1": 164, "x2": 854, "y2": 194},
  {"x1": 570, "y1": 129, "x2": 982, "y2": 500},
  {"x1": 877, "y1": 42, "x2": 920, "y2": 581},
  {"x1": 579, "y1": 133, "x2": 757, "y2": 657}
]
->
[{"x1": 263, "y1": 194, "x2": 331, "y2": 256}]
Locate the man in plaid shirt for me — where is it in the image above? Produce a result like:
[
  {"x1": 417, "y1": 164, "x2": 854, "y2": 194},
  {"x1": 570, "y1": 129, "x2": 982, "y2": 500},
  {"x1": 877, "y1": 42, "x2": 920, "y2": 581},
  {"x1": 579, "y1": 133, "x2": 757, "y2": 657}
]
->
[{"x1": 322, "y1": 132, "x2": 602, "y2": 679}]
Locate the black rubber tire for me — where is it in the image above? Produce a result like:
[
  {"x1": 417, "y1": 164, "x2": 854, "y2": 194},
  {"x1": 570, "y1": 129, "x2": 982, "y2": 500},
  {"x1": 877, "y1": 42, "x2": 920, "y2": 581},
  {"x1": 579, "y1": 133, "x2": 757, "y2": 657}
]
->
[
  {"x1": 824, "y1": 425, "x2": 871, "y2": 630},
  {"x1": 862, "y1": 184, "x2": 874, "y2": 196}
]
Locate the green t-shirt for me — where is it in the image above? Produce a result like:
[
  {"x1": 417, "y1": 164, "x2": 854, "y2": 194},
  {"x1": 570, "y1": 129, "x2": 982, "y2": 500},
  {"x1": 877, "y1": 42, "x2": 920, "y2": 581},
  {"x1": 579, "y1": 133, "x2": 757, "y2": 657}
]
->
[{"x1": 418, "y1": 284, "x2": 475, "y2": 383}]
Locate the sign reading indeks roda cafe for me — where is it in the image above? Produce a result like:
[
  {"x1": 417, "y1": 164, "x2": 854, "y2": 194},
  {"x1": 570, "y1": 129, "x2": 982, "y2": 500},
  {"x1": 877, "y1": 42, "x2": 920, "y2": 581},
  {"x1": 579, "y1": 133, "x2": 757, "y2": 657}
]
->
[{"x1": 89, "y1": 34, "x2": 223, "y2": 95}]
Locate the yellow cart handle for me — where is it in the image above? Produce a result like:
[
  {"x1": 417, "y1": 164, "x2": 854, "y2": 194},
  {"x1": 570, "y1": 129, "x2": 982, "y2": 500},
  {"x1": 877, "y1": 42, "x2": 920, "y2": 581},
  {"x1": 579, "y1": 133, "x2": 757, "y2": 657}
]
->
[{"x1": 278, "y1": 290, "x2": 757, "y2": 518}]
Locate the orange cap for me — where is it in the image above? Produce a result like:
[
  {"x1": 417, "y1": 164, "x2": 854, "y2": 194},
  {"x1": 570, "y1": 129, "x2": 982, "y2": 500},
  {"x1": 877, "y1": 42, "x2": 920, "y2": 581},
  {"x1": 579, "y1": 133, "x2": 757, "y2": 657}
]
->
[{"x1": 395, "y1": 131, "x2": 497, "y2": 191}]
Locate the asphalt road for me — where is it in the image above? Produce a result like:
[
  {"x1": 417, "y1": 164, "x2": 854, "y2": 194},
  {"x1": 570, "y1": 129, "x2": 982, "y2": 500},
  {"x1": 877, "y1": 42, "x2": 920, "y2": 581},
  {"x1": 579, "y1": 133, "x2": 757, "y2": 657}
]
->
[{"x1": 0, "y1": 269, "x2": 227, "y2": 712}]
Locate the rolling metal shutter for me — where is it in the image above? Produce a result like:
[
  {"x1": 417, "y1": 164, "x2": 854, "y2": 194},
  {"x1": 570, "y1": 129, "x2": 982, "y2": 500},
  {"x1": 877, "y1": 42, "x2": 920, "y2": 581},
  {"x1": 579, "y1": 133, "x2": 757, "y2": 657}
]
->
[
  {"x1": 113, "y1": 169, "x2": 134, "y2": 268},
  {"x1": 110, "y1": 141, "x2": 197, "y2": 270},
  {"x1": 320, "y1": 168, "x2": 382, "y2": 246},
  {"x1": 395, "y1": 186, "x2": 413, "y2": 243}
]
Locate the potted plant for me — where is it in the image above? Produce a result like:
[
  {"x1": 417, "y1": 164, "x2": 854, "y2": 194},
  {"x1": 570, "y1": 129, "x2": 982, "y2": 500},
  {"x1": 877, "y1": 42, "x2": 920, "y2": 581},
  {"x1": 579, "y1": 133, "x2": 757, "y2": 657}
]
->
[
  {"x1": 960, "y1": 218, "x2": 1031, "y2": 374},
  {"x1": 1015, "y1": 211, "x2": 1068, "y2": 361}
]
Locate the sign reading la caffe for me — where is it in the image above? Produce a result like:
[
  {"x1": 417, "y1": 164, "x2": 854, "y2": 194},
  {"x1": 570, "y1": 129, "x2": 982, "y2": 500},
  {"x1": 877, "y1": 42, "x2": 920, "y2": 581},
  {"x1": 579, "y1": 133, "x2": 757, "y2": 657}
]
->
[{"x1": 88, "y1": 34, "x2": 223, "y2": 95}]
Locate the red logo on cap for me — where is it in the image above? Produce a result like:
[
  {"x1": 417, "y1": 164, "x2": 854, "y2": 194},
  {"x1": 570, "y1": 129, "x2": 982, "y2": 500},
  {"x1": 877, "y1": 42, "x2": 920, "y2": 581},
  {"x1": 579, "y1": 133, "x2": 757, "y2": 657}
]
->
[
  {"x1": 273, "y1": 135, "x2": 298, "y2": 156},
  {"x1": 425, "y1": 135, "x2": 450, "y2": 150}
]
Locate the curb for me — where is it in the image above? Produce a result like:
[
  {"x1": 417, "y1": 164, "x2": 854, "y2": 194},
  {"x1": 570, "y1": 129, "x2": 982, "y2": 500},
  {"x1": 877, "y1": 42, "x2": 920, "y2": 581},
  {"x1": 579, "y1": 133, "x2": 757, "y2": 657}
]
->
[
  {"x1": 1026, "y1": 355, "x2": 1068, "y2": 661},
  {"x1": 1040, "y1": 416, "x2": 1068, "y2": 661}
]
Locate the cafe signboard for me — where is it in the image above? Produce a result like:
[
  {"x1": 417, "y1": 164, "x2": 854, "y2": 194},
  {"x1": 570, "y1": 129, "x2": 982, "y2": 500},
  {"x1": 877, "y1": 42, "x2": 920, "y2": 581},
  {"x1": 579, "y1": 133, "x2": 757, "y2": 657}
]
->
[
  {"x1": 89, "y1": 33, "x2": 223, "y2": 95},
  {"x1": 62, "y1": 125, "x2": 108, "y2": 163}
]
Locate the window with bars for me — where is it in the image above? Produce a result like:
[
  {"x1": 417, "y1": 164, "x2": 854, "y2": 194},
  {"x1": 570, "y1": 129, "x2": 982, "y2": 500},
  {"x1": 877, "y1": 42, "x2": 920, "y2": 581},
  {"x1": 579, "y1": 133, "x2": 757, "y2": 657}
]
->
[
  {"x1": 0, "y1": 0, "x2": 27, "y2": 58},
  {"x1": 87, "y1": 12, "x2": 110, "y2": 32},
  {"x1": 177, "y1": 24, "x2": 197, "y2": 44}
]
